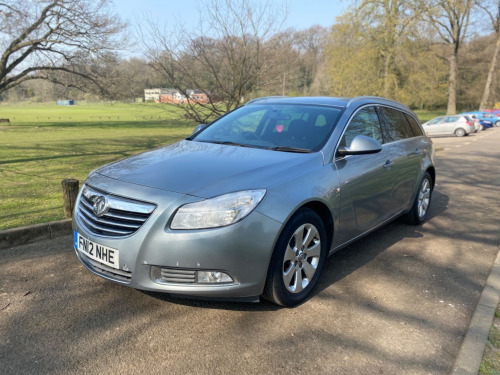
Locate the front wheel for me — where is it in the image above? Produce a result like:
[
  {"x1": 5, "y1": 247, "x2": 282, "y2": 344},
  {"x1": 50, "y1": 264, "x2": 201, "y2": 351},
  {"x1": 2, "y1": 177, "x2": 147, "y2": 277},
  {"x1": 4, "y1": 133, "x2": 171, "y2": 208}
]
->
[
  {"x1": 401, "y1": 172, "x2": 433, "y2": 225},
  {"x1": 262, "y1": 208, "x2": 327, "y2": 307}
]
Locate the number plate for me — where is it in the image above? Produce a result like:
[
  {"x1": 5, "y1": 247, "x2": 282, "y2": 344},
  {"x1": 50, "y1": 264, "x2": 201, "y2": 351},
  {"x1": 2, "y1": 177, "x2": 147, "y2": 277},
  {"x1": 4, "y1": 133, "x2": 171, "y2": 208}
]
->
[{"x1": 74, "y1": 231, "x2": 119, "y2": 269}]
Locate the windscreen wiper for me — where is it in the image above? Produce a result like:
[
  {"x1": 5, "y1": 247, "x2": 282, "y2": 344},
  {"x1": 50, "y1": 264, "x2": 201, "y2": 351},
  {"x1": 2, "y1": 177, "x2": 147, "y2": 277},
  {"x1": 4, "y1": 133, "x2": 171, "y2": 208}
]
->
[
  {"x1": 269, "y1": 146, "x2": 312, "y2": 153},
  {"x1": 198, "y1": 140, "x2": 260, "y2": 149}
]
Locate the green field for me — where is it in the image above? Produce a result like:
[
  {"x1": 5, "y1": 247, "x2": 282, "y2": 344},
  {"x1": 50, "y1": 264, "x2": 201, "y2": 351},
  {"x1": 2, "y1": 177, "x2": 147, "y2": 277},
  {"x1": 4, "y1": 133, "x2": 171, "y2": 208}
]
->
[
  {"x1": 414, "y1": 110, "x2": 446, "y2": 123},
  {"x1": 0, "y1": 102, "x2": 196, "y2": 230},
  {"x1": 0, "y1": 102, "x2": 445, "y2": 230}
]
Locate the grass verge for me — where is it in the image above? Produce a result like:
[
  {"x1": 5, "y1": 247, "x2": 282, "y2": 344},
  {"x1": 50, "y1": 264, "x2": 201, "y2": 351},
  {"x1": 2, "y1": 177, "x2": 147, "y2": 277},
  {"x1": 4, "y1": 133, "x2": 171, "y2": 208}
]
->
[
  {"x1": 479, "y1": 305, "x2": 500, "y2": 375},
  {"x1": 0, "y1": 102, "x2": 195, "y2": 230}
]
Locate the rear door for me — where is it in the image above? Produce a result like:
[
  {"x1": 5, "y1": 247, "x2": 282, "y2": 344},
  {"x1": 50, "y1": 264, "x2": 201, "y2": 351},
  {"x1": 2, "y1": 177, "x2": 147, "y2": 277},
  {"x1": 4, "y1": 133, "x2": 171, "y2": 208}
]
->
[
  {"x1": 378, "y1": 106, "x2": 422, "y2": 213},
  {"x1": 444, "y1": 116, "x2": 461, "y2": 134}
]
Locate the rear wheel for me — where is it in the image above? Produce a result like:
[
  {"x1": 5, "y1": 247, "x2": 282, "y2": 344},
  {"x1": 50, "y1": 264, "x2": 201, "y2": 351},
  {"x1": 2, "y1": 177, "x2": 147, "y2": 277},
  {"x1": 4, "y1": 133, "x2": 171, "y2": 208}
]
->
[
  {"x1": 262, "y1": 208, "x2": 327, "y2": 307},
  {"x1": 454, "y1": 128, "x2": 466, "y2": 137},
  {"x1": 401, "y1": 172, "x2": 433, "y2": 225}
]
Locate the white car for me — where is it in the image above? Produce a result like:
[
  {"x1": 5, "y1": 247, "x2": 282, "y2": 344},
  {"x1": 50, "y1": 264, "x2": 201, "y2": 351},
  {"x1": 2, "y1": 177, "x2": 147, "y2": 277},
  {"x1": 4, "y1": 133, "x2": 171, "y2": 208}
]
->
[{"x1": 422, "y1": 115, "x2": 475, "y2": 137}]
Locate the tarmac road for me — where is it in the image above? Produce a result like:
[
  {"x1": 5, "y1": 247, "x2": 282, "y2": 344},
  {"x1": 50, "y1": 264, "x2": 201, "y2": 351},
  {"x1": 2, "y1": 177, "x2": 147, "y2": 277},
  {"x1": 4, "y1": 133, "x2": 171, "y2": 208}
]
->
[{"x1": 1, "y1": 128, "x2": 500, "y2": 374}]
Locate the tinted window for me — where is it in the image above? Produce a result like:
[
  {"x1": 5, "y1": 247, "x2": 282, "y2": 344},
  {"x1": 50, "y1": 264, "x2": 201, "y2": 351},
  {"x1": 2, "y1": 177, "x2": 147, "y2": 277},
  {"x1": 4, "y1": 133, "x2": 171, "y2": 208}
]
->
[
  {"x1": 380, "y1": 107, "x2": 412, "y2": 141},
  {"x1": 405, "y1": 113, "x2": 424, "y2": 136},
  {"x1": 341, "y1": 106, "x2": 383, "y2": 147}
]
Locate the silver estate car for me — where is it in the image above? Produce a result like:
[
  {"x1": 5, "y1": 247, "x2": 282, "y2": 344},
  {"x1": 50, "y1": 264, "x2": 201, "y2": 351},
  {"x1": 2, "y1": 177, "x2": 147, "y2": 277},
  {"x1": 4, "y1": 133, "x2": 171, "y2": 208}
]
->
[
  {"x1": 422, "y1": 115, "x2": 474, "y2": 137},
  {"x1": 73, "y1": 96, "x2": 435, "y2": 307}
]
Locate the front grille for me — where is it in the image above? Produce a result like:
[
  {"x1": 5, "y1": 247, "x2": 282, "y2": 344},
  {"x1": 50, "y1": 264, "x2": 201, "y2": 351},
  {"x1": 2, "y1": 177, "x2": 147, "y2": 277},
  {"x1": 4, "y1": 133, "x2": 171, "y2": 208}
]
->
[
  {"x1": 160, "y1": 268, "x2": 196, "y2": 283},
  {"x1": 77, "y1": 185, "x2": 156, "y2": 237},
  {"x1": 79, "y1": 252, "x2": 132, "y2": 282}
]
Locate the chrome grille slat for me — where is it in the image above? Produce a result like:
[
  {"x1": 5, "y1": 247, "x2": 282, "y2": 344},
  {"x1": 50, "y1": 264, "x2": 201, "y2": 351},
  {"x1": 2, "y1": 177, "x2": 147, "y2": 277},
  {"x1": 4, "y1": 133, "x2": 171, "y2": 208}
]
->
[
  {"x1": 79, "y1": 205, "x2": 142, "y2": 230},
  {"x1": 77, "y1": 185, "x2": 156, "y2": 237},
  {"x1": 80, "y1": 253, "x2": 132, "y2": 281},
  {"x1": 79, "y1": 214, "x2": 131, "y2": 235},
  {"x1": 103, "y1": 210, "x2": 148, "y2": 223},
  {"x1": 81, "y1": 199, "x2": 147, "y2": 223}
]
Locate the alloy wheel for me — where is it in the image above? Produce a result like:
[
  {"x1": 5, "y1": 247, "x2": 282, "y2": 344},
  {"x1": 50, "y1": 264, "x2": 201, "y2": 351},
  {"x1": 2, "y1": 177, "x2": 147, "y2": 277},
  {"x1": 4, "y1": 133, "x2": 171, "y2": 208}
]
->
[
  {"x1": 418, "y1": 178, "x2": 431, "y2": 218},
  {"x1": 282, "y1": 223, "x2": 321, "y2": 293}
]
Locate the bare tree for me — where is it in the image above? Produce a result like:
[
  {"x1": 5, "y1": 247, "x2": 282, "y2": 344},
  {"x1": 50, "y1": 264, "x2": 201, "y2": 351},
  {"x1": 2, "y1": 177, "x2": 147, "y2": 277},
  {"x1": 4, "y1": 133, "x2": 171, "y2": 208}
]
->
[
  {"x1": 478, "y1": 0, "x2": 500, "y2": 110},
  {"x1": 419, "y1": 0, "x2": 475, "y2": 114},
  {"x1": 0, "y1": 0, "x2": 126, "y2": 95},
  {"x1": 140, "y1": 0, "x2": 287, "y2": 124}
]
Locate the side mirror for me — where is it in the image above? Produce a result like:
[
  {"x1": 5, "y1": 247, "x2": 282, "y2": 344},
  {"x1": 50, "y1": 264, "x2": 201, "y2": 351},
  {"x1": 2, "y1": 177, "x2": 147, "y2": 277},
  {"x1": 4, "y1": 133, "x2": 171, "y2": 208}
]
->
[
  {"x1": 192, "y1": 124, "x2": 207, "y2": 135},
  {"x1": 337, "y1": 135, "x2": 382, "y2": 156}
]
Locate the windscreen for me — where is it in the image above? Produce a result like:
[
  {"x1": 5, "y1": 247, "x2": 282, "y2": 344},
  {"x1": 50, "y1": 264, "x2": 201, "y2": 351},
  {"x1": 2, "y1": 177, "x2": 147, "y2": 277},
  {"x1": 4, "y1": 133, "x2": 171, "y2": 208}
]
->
[{"x1": 193, "y1": 104, "x2": 343, "y2": 152}]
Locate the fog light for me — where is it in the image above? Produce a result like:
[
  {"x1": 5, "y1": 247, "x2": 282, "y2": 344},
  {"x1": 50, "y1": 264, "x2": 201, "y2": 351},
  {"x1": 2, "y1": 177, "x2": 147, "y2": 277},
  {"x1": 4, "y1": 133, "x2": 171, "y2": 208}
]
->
[{"x1": 197, "y1": 271, "x2": 233, "y2": 284}]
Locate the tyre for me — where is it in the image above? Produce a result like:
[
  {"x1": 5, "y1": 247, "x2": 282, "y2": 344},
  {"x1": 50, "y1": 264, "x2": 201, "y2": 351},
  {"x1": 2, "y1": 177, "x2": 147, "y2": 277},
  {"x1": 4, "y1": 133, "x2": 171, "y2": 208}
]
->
[
  {"x1": 401, "y1": 172, "x2": 433, "y2": 225},
  {"x1": 262, "y1": 208, "x2": 327, "y2": 307},
  {"x1": 454, "y1": 128, "x2": 466, "y2": 137}
]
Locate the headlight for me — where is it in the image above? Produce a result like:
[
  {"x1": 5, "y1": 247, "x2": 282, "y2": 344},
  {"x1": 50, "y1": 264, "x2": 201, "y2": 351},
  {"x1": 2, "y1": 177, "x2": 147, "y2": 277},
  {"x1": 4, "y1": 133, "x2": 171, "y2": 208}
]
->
[{"x1": 170, "y1": 190, "x2": 266, "y2": 230}]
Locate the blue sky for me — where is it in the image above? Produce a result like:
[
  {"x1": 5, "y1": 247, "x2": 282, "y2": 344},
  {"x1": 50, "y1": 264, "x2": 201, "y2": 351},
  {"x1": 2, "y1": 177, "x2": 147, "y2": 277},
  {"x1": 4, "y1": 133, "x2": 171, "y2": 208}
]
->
[{"x1": 115, "y1": 0, "x2": 345, "y2": 31}]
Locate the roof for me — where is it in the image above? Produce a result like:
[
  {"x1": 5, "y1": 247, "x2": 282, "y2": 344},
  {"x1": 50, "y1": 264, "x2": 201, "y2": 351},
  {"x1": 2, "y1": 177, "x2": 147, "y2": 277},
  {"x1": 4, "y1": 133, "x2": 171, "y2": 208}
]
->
[{"x1": 245, "y1": 96, "x2": 411, "y2": 112}]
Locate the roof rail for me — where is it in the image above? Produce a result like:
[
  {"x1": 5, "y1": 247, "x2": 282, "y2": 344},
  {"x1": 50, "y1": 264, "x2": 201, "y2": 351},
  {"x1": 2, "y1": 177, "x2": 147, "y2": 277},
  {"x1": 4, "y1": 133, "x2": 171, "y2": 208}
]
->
[
  {"x1": 346, "y1": 96, "x2": 409, "y2": 109},
  {"x1": 245, "y1": 96, "x2": 288, "y2": 105}
]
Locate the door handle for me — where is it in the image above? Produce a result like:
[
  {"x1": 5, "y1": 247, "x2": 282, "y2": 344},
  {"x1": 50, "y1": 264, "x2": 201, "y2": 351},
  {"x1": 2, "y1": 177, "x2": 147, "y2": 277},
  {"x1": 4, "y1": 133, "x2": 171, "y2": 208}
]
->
[
  {"x1": 383, "y1": 160, "x2": 393, "y2": 170},
  {"x1": 414, "y1": 148, "x2": 421, "y2": 154}
]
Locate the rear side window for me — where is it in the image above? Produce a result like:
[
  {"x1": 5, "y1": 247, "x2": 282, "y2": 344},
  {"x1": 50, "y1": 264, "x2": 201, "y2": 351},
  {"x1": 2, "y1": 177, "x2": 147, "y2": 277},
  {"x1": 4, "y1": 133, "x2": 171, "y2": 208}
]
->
[
  {"x1": 445, "y1": 116, "x2": 459, "y2": 123},
  {"x1": 405, "y1": 114, "x2": 424, "y2": 136},
  {"x1": 380, "y1": 107, "x2": 412, "y2": 142},
  {"x1": 341, "y1": 106, "x2": 384, "y2": 147}
]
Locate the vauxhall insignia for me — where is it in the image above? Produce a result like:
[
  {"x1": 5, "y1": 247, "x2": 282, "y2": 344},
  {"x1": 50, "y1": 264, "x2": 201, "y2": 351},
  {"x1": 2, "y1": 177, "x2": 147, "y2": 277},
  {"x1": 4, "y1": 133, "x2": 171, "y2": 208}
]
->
[{"x1": 93, "y1": 195, "x2": 109, "y2": 217}]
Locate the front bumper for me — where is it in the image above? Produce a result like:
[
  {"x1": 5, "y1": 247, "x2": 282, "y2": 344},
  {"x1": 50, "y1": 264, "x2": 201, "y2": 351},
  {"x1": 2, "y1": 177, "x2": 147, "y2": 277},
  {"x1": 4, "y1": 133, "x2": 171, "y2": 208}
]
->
[{"x1": 72, "y1": 176, "x2": 283, "y2": 300}]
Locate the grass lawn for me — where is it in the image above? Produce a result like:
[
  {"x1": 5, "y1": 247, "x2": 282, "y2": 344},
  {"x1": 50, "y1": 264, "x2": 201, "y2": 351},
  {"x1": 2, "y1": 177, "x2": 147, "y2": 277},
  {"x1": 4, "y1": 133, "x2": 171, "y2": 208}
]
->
[
  {"x1": 0, "y1": 102, "x2": 196, "y2": 230},
  {"x1": 0, "y1": 102, "x2": 445, "y2": 230},
  {"x1": 414, "y1": 110, "x2": 446, "y2": 123}
]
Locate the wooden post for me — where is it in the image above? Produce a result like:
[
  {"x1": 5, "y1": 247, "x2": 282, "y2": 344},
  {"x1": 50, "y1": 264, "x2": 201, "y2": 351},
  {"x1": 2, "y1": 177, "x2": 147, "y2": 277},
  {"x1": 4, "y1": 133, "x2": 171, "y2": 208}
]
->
[{"x1": 61, "y1": 179, "x2": 79, "y2": 218}]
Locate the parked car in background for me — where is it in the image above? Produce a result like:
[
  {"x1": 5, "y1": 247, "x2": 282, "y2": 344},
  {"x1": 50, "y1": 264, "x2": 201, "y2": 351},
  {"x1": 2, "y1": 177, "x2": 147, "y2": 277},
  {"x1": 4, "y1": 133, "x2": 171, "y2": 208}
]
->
[
  {"x1": 484, "y1": 109, "x2": 500, "y2": 117},
  {"x1": 460, "y1": 111, "x2": 500, "y2": 127},
  {"x1": 464, "y1": 114, "x2": 492, "y2": 131},
  {"x1": 73, "y1": 96, "x2": 435, "y2": 307},
  {"x1": 422, "y1": 115, "x2": 474, "y2": 137},
  {"x1": 463, "y1": 115, "x2": 481, "y2": 132},
  {"x1": 481, "y1": 119, "x2": 494, "y2": 129}
]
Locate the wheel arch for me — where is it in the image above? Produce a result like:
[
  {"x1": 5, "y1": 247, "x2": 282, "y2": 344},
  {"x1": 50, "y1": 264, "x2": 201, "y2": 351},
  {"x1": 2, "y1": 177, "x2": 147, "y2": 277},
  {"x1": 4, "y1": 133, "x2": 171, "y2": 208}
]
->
[
  {"x1": 426, "y1": 166, "x2": 436, "y2": 189},
  {"x1": 300, "y1": 201, "x2": 334, "y2": 252}
]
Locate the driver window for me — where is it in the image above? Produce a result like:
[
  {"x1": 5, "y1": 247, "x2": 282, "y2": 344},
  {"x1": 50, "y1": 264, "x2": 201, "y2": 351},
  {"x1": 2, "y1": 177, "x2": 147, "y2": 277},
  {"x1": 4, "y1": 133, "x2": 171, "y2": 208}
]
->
[{"x1": 341, "y1": 106, "x2": 383, "y2": 147}]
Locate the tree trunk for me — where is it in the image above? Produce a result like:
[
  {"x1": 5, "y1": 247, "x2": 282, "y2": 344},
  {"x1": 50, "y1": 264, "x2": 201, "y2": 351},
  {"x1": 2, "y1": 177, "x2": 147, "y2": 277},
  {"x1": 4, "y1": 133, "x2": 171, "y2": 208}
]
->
[
  {"x1": 447, "y1": 51, "x2": 458, "y2": 115},
  {"x1": 383, "y1": 52, "x2": 391, "y2": 98},
  {"x1": 479, "y1": 31, "x2": 500, "y2": 110}
]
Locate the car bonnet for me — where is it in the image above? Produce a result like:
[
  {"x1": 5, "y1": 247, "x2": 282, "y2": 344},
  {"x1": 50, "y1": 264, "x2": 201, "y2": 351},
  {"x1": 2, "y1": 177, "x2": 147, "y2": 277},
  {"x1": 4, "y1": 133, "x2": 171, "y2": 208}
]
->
[{"x1": 93, "y1": 140, "x2": 323, "y2": 198}]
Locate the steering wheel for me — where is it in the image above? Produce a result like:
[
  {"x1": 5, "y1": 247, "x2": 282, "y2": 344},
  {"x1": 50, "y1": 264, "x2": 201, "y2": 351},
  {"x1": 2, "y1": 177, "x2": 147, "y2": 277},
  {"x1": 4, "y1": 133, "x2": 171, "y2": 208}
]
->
[{"x1": 241, "y1": 131, "x2": 260, "y2": 140}]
